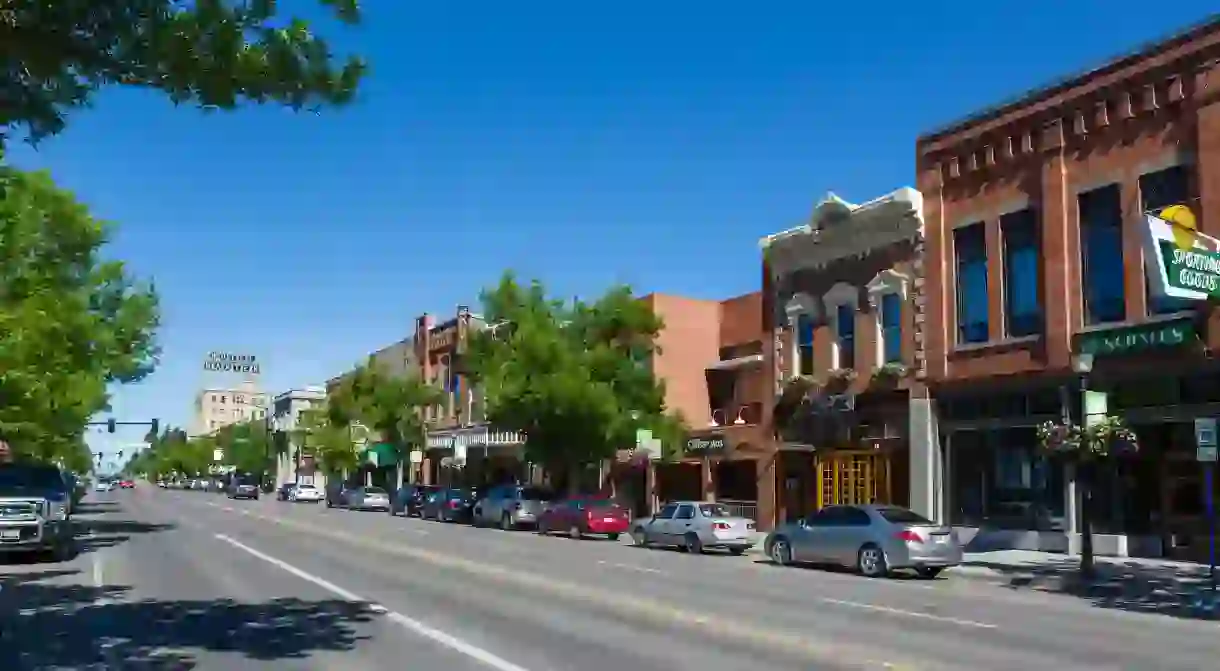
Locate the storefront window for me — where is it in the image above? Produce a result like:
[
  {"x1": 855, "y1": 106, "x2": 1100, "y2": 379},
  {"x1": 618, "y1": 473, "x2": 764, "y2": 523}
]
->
[{"x1": 949, "y1": 427, "x2": 1065, "y2": 530}]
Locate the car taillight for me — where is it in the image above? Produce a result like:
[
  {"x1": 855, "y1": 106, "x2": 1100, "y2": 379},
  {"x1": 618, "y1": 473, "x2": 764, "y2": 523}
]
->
[
  {"x1": 895, "y1": 530, "x2": 924, "y2": 544},
  {"x1": 712, "y1": 522, "x2": 731, "y2": 531},
  {"x1": 449, "y1": 500, "x2": 460, "y2": 508}
]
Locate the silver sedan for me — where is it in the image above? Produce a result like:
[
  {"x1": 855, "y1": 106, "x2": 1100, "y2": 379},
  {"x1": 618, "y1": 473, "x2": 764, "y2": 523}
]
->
[
  {"x1": 764, "y1": 504, "x2": 962, "y2": 579},
  {"x1": 343, "y1": 486, "x2": 391, "y2": 511}
]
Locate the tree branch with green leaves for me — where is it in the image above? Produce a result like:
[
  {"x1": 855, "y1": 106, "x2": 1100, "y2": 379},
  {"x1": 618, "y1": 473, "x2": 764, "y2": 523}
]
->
[{"x1": 0, "y1": 0, "x2": 367, "y2": 145}]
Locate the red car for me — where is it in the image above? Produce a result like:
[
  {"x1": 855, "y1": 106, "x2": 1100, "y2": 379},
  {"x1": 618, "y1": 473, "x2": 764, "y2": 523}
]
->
[
  {"x1": 119, "y1": 480, "x2": 135, "y2": 489},
  {"x1": 537, "y1": 497, "x2": 631, "y2": 540}
]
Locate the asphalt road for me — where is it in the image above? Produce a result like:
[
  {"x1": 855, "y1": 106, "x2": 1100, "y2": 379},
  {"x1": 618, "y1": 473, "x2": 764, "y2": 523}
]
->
[{"x1": 2, "y1": 488, "x2": 1218, "y2": 670}]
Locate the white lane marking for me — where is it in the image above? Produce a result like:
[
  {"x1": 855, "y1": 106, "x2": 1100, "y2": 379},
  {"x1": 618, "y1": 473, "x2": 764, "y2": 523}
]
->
[
  {"x1": 214, "y1": 534, "x2": 535, "y2": 671},
  {"x1": 818, "y1": 597, "x2": 997, "y2": 629},
  {"x1": 92, "y1": 552, "x2": 104, "y2": 590},
  {"x1": 597, "y1": 560, "x2": 665, "y2": 575}
]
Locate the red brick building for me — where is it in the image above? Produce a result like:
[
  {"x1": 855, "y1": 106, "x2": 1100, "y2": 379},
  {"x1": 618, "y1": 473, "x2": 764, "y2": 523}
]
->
[{"x1": 916, "y1": 17, "x2": 1220, "y2": 559}]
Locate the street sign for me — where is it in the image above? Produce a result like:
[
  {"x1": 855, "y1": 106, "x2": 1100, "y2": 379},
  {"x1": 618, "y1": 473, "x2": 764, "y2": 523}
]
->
[{"x1": 1196, "y1": 418, "x2": 1218, "y2": 462}]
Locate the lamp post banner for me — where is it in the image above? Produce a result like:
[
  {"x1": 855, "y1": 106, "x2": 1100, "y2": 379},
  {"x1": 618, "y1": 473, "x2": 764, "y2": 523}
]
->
[{"x1": 1144, "y1": 208, "x2": 1220, "y2": 301}]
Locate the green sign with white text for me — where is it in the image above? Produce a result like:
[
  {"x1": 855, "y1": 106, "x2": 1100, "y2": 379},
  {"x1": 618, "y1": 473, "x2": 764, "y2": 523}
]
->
[
  {"x1": 1075, "y1": 318, "x2": 1195, "y2": 357},
  {"x1": 1144, "y1": 207, "x2": 1220, "y2": 301}
]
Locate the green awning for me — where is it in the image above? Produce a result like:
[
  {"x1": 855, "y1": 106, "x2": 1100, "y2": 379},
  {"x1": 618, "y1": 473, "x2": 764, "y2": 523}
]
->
[{"x1": 360, "y1": 443, "x2": 398, "y2": 467}]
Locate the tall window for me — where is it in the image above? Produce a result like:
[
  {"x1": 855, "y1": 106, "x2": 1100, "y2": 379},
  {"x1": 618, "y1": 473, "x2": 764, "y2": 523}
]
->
[
  {"x1": 1079, "y1": 185, "x2": 1125, "y2": 324},
  {"x1": 954, "y1": 223, "x2": 990, "y2": 344},
  {"x1": 879, "y1": 293, "x2": 903, "y2": 364},
  {"x1": 835, "y1": 303, "x2": 855, "y2": 369},
  {"x1": 796, "y1": 314, "x2": 814, "y2": 376},
  {"x1": 1141, "y1": 165, "x2": 1193, "y2": 315},
  {"x1": 1001, "y1": 208, "x2": 1042, "y2": 337}
]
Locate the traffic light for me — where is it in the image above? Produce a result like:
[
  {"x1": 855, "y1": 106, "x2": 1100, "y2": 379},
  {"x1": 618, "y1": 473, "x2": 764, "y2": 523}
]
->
[
  {"x1": 150, "y1": 418, "x2": 160, "y2": 437},
  {"x1": 107, "y1": 418, "x2": 116, "y2": 433},
  {"x1": 117, "y1": 451, "x2": 123, "y2": 460},
  {"x1": 95, "y1": 452, "x2": 103, "y2": 461}
]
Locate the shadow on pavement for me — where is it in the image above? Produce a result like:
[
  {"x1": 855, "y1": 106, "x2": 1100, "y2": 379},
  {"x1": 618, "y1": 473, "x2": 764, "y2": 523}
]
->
[
  {"x1": 961, "y1": 556, "x2": 1219, "y2": 620},
  {"x1": 0, "y1": 572, "x2": 376, "y2": 669},
  {"x1": 73, "y1": 518, "x2": 176, "y2": 556}
]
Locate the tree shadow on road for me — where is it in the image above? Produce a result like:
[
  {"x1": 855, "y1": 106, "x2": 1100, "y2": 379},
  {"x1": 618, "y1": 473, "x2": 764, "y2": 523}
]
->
[
  {"x1": 0, "y1": 570, "x2": 376, "y2": 669},
  {"x1": 961, "y1": 557, "x2": 1219, "y2": 620},
  {"x1": 73, "y1": 518, "x2": 176, "y2": 556}
]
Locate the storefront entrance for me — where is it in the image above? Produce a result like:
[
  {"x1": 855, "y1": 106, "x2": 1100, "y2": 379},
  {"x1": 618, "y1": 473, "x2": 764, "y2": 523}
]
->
[{"x1": 816, "y1": 451, "x2": 891, "y2": 508}]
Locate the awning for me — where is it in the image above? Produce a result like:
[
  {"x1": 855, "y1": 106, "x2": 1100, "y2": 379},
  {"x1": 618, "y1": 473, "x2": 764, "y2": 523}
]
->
[{"x1": 359, "y1": 443, "x2": 398, "y2": 467}]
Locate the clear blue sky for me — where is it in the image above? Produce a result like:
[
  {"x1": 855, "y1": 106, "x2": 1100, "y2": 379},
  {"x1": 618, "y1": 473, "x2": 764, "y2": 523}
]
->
[{"x1": 7, "y1": 1, "x2": 1213, "y2": 460}]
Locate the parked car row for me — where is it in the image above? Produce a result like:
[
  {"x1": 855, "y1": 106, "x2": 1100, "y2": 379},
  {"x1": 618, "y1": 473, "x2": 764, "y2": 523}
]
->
[{"x1": 275, "y1": 480, "x2": 964, "y2": 579}]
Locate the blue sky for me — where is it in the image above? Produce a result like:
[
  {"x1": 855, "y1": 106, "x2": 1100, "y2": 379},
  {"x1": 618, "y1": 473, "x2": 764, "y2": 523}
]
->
[{"x1": 8, "y1": 1, "x2": 1213, "y2": 463}]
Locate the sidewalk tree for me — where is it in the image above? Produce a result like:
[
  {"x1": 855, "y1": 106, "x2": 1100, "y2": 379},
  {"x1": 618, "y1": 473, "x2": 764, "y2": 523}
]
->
[
  {"x1": 215, "y1": 421, "x2": 274, "y2": 476},
  {"x1": 296, "y1": 405, "x2": 359, "y2": 477},
  {"x1": 465, "y1": 273, "x2": 669, "y2": 491},
  {"x1": 1, "y1": 0, "x2": 366, "y2": 145},
  {"x1": 326, "y1": 362, "x2": 443, "y2": 468},
  {"x1": 0, "y1": 168, "x2": 160, "y2": 464},
  {"x1": 1036, "y1": 415, "x2": 1139, "y2": 579}
]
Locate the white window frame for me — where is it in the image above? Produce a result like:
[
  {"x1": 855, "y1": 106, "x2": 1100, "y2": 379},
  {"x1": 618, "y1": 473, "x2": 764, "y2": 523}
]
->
[
  {"x1": 822, "y1": 283, "x2": 858, "y2": 370},
  {"x1": 784, "y1": 293, "x2": 818, "y2": 378},
  {"x1": 866, "y1": 270, "x2": 910, "y2": 368}
]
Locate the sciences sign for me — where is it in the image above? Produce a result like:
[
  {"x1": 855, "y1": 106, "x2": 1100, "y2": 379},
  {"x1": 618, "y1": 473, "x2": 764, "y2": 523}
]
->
[
  {"x1": 1144, "y1": 205, "x2": 1220, "y2": 301},
  {"x1": 203, "y1": 351, "x2": 260, "y2": 375}
]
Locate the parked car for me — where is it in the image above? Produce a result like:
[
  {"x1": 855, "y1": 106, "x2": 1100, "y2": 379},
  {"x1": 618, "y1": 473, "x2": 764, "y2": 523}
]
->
[
  {"x1": 630, "y1": 501, "x2": 755, "y2": 555},
  {"x1": 276, "y1": 483, "x2": 296, "y2": 501},
  {"x1": 764, "y1": 504, "x2": 961, "y2": 578},
  {"x1": 421, "y1": 488, "x2": 477, "y2": 523},
  {"x1": 538, "y1": 496, "x2": 631, "y2": 540},
  {"x1": 118, "y1": 480, "x2": 135, "y2": 489},
  {"x1": 325, "y1": 482, "x2": 348, "y2": 508},
  {"x1": 472, "y1": 484, "x2": 556, "y2": 530},
  {"x1": 290, "y1": 483, "x2": 323, "y2": 503},
  {"x1": 343, "y1": 486, "x2": 391, "y2": 511},
  {"x1": 226, "y1": 478, "x2": 260, "y2": 500},
  {"x1": 389, "y1": 484, "x2": 439, "y2": 518},
  {"x1": 0, "y1": 462, "x2": 77, "y2": 561}
]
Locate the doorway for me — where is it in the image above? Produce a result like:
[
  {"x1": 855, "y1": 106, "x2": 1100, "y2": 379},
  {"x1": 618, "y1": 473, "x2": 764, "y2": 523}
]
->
[{"x1": 816, "y1": 451, "x2": 891, "y2": 508}]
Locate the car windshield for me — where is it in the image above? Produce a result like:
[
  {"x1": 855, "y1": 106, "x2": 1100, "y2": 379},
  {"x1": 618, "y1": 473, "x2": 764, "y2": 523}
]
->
[
  {"x1": 877, "y1": 507, "x2": 935, "y2": 525},
  {"x1": 297, "y1": 485, "x2": 316, "y2": 490},
  {"x1": 582, "y1": 499, "x2": 617, "y2": 508},
  {"x1": 699, "y1": 503, "x2": 732, "y2": 518},
  {"x1": 0, "y1": 464, "x2": 67, "y2": 490},
  {"x1": 364, "y1": 487, "x2": 387, "y2": 495}
]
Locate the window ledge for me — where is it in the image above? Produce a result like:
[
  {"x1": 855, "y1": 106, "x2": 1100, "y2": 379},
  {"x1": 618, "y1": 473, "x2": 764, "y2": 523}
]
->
[{"x1": 951, "y1": 334, "x2": 1041, "y2": 354}]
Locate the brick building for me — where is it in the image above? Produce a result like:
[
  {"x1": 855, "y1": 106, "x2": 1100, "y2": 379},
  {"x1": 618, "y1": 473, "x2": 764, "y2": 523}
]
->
[
  {"x1": 761, "y1": 188, "x2": 929, "y2": 524},
  {"x1": 916, "y1": 17, "x2": 1220, "y2": 559}
]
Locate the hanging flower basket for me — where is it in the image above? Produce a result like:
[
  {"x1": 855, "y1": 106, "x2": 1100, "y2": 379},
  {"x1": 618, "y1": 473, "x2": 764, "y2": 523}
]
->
[
  {"x1": 870, "y1": 362, "x2": 909, "y2": 388},
  {"x1": 1036, "y1": 416, "x2": 1139, "y2": 461},
  {"x1": 824, "y1": 368, "x2": 857, "y2": 393}
]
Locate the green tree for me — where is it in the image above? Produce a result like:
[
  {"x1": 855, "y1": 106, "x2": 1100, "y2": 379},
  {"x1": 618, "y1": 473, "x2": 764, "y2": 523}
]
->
[
  {"x1": 215, "y1": 420, "x2": 274, "y2": 476},
  {"x1": 1, "y1": 0, "x2": 366, "y2": 145},
  {"x1": 327, "y1": 361, "x2": 443, "y2": 469},
  {"x1": 465, "y1": 273, "x2": 670, "y2": 491},
  {"x1": 0, "y1": 168, "x2": 160, "y2": 463},
  {"x1": 295, "y1": 405, "x2": 359, "y2": 476}
]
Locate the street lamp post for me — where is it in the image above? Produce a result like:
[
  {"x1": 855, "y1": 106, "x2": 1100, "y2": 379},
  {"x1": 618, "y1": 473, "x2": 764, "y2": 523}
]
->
[{"x1": 1071, "y1": 352, "x2": 1096, "y2": 579}]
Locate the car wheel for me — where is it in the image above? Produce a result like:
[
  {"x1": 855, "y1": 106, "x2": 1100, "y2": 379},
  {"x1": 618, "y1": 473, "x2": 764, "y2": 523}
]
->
[
  {"x1": 728, "y1": 547, "x2": 746, "y2": 556},
  {"x1": 857, "y1": 543, "x2": 889, "y2": 578},
  {"x1": 537, "y1": 521, "x2": 549, "y2": 535},
  {"x1": 568, "y1": 525, "x2": 582, "y2": 540},
  {"x1": 607, "y1": 532, "x2": 620, "y2": 541},
  {"x1": 915, "y1": 567, "x2": 944, "y2": 579},
  {"x1": 770, "y1": 537, "x2": 792, "y2": 566},
  {"x1": 632, "y1": 527, "x2": 649, "y2": 547},
  {"x1": 51, "y1": 539, "x2": 77, "y2": 563},
  {"x1": 684, "y1": 532, "x2": 704, "y2": 555}
]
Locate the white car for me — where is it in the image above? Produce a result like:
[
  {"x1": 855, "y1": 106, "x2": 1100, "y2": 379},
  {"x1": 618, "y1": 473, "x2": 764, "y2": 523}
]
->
[
  {"x1": 94, "y1": 481, "x2": 113, "y2": 492},
  {"x1": 290, "y1": 484, "x2": 323, "y2": 503}
]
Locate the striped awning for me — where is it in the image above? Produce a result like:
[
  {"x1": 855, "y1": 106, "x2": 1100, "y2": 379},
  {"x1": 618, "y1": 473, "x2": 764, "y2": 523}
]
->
[{"x1": 426, "y1": 424, "x2": 525, "y2": 451}]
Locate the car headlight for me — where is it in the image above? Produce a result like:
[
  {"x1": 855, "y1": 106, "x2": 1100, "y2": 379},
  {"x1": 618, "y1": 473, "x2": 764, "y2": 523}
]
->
[{"x1": 49, "y1": 500, "x2": 68, "y2": 521}]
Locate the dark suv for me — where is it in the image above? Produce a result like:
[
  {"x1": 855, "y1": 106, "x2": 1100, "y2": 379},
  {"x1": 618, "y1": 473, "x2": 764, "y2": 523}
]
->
[{"x1": 390, "y1": 484, "x2": 439, "y2": 517}]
